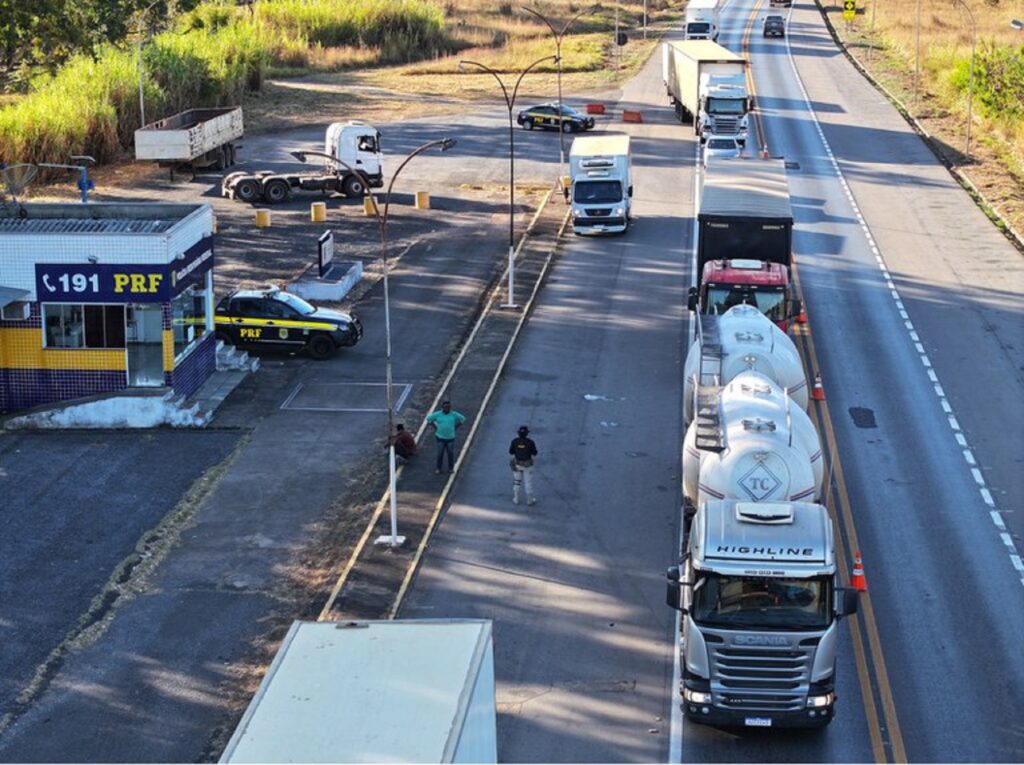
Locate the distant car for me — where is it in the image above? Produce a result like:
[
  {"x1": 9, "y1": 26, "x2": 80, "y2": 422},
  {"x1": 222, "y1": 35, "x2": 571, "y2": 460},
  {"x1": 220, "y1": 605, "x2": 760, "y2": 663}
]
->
[
  {"x1": 703, "y1": 136, "x2": 742, "y2": 167},
  {"x1": 769, "y1": 0, "x2": 791, "y2": 7},
  {"x1": 215, "y1": 286, "x2": 362, "y2": 360},
  {"x1": 516, "y1": 103, "x2": 596, "y2": 133},
  {"x1": 763, "y1": 14, "x2": 786, "y2": 36}
]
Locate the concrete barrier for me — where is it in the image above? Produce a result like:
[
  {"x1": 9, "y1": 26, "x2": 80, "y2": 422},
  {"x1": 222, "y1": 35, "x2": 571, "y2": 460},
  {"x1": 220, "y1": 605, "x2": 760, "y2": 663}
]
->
[
  {"x1": 586, "y1": 103, "x2": 606, "y2": 114},
  {"x1": 622, "y1": 110, "x2": 643, "y2": 123},
  {"x1": 311, "y1": 201, "x2": 327, "y2": 222}
]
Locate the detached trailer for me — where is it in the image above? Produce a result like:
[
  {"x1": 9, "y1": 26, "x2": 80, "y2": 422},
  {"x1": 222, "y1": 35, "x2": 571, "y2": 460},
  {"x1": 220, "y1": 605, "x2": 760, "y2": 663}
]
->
[
  {"x1": 220, "y1": 619, "x2": 497, "y2": 764},
  {"x1": 134, "y1": 107, "x2": 243, "y2": 179}
]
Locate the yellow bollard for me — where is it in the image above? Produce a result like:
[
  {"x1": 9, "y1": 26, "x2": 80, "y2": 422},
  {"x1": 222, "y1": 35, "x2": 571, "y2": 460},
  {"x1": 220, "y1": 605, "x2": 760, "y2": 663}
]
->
[
  {"x1": 310, "y1": 201, "x2": 327, "y2": 222},
  {"x1": 562, "y1": 175, "x2": 571, "y2": 192},
  {"x1": 414, "y1": 191, "x2": 430, "y2": 210},
  {"x1": 255, "y1": 209, "x2": 271, "y2": 228},
  {"x1": 363, "y1": 196, "x2": 377, "y2": 216}
]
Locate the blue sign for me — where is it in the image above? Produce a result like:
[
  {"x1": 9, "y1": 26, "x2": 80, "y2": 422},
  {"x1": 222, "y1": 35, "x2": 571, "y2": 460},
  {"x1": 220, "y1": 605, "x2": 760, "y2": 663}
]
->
[{"x1": 36, "y1": 236, "x2": 213, "y2": 304}]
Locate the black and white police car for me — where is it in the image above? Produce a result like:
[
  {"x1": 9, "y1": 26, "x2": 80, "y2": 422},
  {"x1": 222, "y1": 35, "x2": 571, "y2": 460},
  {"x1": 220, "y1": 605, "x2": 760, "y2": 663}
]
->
[
  {"x1": 215, "y1": 286, "x2": 362, "y2": 360},
  {"x1": 516, "y1": 103, "x2": 596, "y2": 133}
]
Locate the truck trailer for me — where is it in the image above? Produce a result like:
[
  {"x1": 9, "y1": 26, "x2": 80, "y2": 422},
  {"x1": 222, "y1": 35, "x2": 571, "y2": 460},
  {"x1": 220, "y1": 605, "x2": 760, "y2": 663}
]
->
[
  {"x1": 684, "y1": 0, "x2": 720, "y2": 40},
  {"x1": 134, "y1": 107, "x2": 243, "y2": 178},
  {"x1": 667, "y1": 500, "x2": 860, "y2": 728},
  {"x1": 569, "y1": 133, "x2": 632, "y2": 235},
  {"x1": 220, "y1": 619, "x2": 497, "y2": 763},
  {"x1": 663, "y1": 41, "x2": 750, "y2": 142},
  {"x1": 222, "y1": 121, "x2": 383, "y2": 204}
]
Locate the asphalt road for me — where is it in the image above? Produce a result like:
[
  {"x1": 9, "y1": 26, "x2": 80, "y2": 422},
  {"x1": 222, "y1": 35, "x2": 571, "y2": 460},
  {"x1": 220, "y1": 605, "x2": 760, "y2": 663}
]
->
[{"x1": 399, "y1": 39, "x2": 689, "y2": 764}]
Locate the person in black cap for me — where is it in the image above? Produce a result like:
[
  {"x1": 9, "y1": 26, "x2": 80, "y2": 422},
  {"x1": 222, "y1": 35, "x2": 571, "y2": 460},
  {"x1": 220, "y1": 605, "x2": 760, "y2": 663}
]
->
[{"x1": 508, "y1": 425, "x2": 538, "y2": 505}]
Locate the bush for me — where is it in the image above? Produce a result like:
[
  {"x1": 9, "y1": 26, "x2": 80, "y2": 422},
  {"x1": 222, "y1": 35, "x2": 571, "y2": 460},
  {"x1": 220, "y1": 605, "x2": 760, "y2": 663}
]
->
[{"x1": 950, "y1": 42, "x2": 1024, "y2": 121}]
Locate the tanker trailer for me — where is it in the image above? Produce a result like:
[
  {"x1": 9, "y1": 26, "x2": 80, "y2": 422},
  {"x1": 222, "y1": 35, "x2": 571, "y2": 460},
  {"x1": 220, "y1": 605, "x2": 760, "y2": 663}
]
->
[
  {"x1": 684, "y1": 304, "x2": 807, "y2": 424},
  {"x1": 683, "y1": 371, "x2": 823, "y2": 513}
]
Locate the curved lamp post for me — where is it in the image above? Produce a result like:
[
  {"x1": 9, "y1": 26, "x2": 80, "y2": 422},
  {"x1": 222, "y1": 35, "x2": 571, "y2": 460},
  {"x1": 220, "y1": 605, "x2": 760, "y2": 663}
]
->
[
  {"x1": 521, "y1": 7, "x2": 592, "y2": 185},
  {"x1": 458, "y1": 55, "x2": 559, "y2": 309},
  {"x1": 292, "y1": 137, "x2": 457, "y2": 548},
  {"x1": 951, "y1": 0, "x2": 977, "y2": 159}
]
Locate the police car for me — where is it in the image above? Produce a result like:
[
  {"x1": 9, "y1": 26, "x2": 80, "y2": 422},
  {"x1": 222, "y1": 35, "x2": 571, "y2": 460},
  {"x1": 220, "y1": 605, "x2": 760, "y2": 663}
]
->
[
  {"x1": 214, "y1": 287, "x2": 362, "y2": 360},
  {"x1": 516, "y1": 103, "x2": 596, "y2": 133}
]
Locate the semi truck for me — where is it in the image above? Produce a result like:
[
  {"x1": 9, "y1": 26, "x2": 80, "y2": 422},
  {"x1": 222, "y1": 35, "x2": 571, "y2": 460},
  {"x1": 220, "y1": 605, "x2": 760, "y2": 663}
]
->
[
  {"x1": 134, "y1": 106, "x2": 243, "y2": 178},
  {"x1": 683, "y1": 369, "x2": 823, "y2": 515},
  {"x1": 666, "y1": 499, "x2": 860, "y2": 728},
  {"x1": 684, "y1": 0, "x2": 720, "y2": 40},
  {"x1": 221, "y1": 619, "x2": 497, "y2": 763},
  {"x1": 222, "y1": 121, "x2": 383, "y2": 204},
  {"x1": 683, "y1": 305, "x2": 807, "y2": 424},
  {"x1": 569, "y1": 133, "x2": 632, "y2": 235},
  {"x1": 690, "y1": 159, "x2": 801, "y2": 329},
  {"x1": 662, "y1": 41, "x2": 750, "y2": 143}
]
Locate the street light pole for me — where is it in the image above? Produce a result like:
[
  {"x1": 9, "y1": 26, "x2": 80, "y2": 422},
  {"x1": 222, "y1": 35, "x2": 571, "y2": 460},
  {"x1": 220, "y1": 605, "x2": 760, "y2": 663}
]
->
[
  {"x1": 913, "y1": 0, "x2": 922, "y2": 106},
  {"x1": 522, "y1": 7, "x2": 591, "y2": 192},
  {"x1": 134, "y1": 0, "x2": 162, "y2": 128},
  {"x1": 459, "y1": 56, "x2": 558, "y2": 309},
  {"x1": 951, "y1": 0, "x2": 977, "y2": 159},
  {"x1": 291, "y1": 137, "x2": 457, "y2": 549}
]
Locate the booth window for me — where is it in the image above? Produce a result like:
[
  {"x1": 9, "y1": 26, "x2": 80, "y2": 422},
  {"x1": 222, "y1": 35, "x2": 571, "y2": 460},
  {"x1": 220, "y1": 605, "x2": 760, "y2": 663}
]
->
[
  {"x1": 43, "y1": 304, "x2": 125, "y2": 348},
  {"x1": 172, "y1": 286, "x2": 208, "y2": 359}
]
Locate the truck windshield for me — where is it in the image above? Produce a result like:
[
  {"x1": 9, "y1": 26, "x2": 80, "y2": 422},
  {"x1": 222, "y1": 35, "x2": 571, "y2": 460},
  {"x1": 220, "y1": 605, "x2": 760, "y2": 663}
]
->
[
  {"x1": 574, "y1": 180, "x2": 622, "y2": 204},
  {"x1": 687, "y1": 22, "x2": 711, "y2": 33},
  {"x1": 277, "y1": 292, "x2": 317, "y2": 316},
  {"x1": 706, "y1": 97, "x2": 746, "y2": 115},
  {"x1": 706, "y1": 286, "x2": 786, "y2": 322},
  {"x1": 693, "y1": 573, "x2": 832, "y2": 630}
]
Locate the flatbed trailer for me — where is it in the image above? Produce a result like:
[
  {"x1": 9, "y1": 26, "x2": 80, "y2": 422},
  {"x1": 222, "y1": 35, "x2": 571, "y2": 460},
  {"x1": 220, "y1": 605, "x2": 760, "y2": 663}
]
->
[{"x1": 134, "y1": 107, "x2": 243, "y2": 178}]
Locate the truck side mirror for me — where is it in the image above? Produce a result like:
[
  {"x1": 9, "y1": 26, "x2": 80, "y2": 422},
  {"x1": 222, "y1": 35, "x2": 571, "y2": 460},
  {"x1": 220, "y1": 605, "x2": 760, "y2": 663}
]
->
[
  {"x1": 687, "y1": 287, "x2": 698, "y2": 312},
  {"x1": 628, "y1": 185, "x2": 634, "y2": 198},
  {"x1": 835, "y1": 587, "x2": 859, "y2": 618},
  {"x1": 666, "y1": 565, "x2": 684, "y2": 611},
  {"x1": 790, "y1": 299, "x2": 802, "y2": 319}
]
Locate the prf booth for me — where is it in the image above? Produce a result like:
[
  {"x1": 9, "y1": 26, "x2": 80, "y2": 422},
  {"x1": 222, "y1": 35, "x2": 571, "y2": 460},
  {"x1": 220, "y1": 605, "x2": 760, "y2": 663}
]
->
[{"x1": 0, "y1": 203, "x2": 216, "y2": 413}]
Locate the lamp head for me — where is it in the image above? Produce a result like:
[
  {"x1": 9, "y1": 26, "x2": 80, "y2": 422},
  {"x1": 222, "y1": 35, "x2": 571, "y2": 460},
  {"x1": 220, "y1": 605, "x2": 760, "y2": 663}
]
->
[
  {"x1": 458, "y1": 61, "x2": 467, "y2": 72},
  {"x1": 290, "y1": 151, "x2": 307, "y2": 163},
  {"x1": 1012, "y1": 18, "x2": 1024, "y2": 29},
  {"x1": 440, "y1": 138, "x2": 457, "y2": 152}
]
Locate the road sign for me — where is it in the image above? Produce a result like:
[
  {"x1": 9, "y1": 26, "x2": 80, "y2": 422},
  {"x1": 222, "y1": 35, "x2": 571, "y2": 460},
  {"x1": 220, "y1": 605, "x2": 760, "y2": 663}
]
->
[{"x1": 843, "y1": 0, "x2": 856, "y2": 20}]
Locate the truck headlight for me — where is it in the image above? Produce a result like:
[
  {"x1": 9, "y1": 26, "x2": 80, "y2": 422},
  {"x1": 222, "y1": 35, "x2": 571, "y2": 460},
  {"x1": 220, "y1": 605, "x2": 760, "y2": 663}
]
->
[
  {"x1": 806, "y1": 692, "x2": 835, "y2": 708},
  {"x1": 684, "y1": 688, "x2": 712, "y2": 704},
  {"x1": 612, "y1": 207, "x2": 624, "y2": 216}
]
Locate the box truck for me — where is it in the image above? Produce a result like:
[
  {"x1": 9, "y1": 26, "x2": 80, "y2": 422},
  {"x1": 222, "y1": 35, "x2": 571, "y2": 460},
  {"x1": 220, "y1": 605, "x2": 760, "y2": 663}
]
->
[
  {"x1": 684, "y1": 0, "x2": 720, "y2": 39},
  {"x1": 662, "y1": 41, "x2": 750, "y2": 143},
  {"x1": 569, "y1": 133, "x2": 632, "y2": 235},
  {"x1": 220, "y1": 620, "x2": 497, "y2": 763}
]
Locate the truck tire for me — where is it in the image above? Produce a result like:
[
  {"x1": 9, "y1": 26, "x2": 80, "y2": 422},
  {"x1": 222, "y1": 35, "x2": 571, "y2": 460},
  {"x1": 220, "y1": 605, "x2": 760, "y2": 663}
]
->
[
  {"x1": 342, "y1": 174, "x2": 366, "y2": 198},
  {"x1": 307, "y1": 334, "x2": 335, "y2": 360},
  {"x1": 263, "y1": 178, "x2": 291, "y2": 203},
  {"x1": 233, "y1": 178, "x2": 261, "y2": 203}
]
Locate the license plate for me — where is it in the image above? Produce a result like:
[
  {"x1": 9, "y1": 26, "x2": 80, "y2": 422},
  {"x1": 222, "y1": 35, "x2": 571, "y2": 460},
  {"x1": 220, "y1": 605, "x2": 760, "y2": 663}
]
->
[{"x1": 744, "y1": 717, "x2": 772, "y2": 727}]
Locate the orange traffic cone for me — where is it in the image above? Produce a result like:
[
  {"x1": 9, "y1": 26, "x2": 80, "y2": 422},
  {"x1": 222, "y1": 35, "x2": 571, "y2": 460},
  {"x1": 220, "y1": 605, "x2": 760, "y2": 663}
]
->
[
  {"x1": 851, "y1": 551, "x2": 867, "y2": 592},
  {"x1": 811, "y1": 373, "x2": 825, "y2": 401},
  {"x1": 796, "y1": 307, "x2": 807, "y2": 324},
  {"x1": 761, "y1": 144, "x2": 769, "y2": 159}
]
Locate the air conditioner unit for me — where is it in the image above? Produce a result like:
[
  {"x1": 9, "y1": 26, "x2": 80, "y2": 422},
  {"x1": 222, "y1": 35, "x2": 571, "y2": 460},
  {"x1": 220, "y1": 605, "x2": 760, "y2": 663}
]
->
[{"x1": 1, "y1": 301, "x2": 30, "y2": 321}]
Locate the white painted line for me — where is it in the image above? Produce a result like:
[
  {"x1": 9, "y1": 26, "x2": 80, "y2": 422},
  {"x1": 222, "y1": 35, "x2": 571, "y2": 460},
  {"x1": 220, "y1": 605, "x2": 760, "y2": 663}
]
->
[
  {"x1": 991, "y1": 510, "x2": 1006, "y2": 529},
  {"x1": 783, "y1": 22, "x2": 1024, "y2": 589}
]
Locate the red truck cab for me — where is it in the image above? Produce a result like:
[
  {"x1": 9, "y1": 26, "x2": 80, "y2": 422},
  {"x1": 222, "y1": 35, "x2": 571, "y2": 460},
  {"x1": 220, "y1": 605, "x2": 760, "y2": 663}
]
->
[{"x1": 690, "y1": 258, "x2": 800, "y2": 332}]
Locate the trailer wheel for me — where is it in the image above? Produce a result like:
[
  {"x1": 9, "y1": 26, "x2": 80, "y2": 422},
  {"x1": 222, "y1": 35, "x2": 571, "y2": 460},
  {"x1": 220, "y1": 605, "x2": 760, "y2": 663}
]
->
[
  {"x1": 234, "y1": 178, "x2": 261, "y2": 203},
  {"x1": 307, "y1": 334, "x2": 335, "y2": 360},
  {"x1": 263, "y1": 178, "x2": 291, "y2": 204},
  {"x1": 342, "y1": 174, "x2": 366, "y2": 198}
]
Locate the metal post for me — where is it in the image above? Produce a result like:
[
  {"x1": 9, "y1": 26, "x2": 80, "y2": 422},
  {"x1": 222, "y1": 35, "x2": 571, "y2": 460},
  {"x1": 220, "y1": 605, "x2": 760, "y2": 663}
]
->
[
  {"x1": 137, "y1": 39, "x2": 146, "y2": 127},
  {"x1": 958, "y1": 1, "x2": 977, "y2": 159},
  {"x1": 913, "y1": 0, "x2": 922, "y2": 105},
  {"x1": 644, "y1": 0, "x2": 648, "y2": 39}
]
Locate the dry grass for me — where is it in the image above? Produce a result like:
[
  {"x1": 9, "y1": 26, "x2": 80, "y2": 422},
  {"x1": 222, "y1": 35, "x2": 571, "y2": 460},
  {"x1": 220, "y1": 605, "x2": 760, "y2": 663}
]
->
[{"x1": 830, "y1": 0, "x2": 1024, "y2": 236}]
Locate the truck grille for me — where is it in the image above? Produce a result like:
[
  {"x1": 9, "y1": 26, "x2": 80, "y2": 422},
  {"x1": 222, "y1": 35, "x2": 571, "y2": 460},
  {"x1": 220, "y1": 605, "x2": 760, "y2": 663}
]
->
[
  {"x1": 585, "y1": 208, "x2": 612, "y2": 217},
  {"x1": 711, "y1": 646, "x2": 811, "y2": 711},
  {"x1": 709, "y1": 117, "x2": 740, "y2": 135}
]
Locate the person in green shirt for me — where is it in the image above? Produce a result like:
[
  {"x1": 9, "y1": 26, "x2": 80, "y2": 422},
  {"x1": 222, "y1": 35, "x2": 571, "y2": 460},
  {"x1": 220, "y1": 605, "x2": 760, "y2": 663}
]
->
[{"x1": 426, "y1": 400, "x2": 466, "y2": 474}]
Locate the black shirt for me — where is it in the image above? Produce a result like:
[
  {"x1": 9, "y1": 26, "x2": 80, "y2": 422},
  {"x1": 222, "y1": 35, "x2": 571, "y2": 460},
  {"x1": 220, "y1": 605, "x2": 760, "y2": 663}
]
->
[{"x1": 509, "y1": 436, "x2": 538, "y2": 464}]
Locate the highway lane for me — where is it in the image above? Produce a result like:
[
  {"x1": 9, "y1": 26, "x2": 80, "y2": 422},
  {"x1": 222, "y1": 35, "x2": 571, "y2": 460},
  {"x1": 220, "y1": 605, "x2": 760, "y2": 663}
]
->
[
  {"x1": 745, "y1": 1, "x2": 1024, "y2": 760},
  {"x1": 398, "y1": 45, "x2": 691, "y2": 762}
]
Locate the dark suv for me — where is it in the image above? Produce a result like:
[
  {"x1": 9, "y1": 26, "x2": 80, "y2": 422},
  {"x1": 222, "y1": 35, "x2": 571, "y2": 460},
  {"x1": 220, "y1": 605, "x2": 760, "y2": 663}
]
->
[
  {"x1": 517, "y1": 103, "x2": 595, "y2": 133},
  {"x1": 763, "y1": 15, "x2": 786, "y2": 36},
  {"x1": 215, "y1": 287, "x2": 362, "y2": 360}
]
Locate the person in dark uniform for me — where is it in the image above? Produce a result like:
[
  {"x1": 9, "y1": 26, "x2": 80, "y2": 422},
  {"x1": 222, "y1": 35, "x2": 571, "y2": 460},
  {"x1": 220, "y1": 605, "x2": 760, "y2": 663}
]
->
[{"x1": 508, "y1": 425, "x2": 538, "y2": 505}]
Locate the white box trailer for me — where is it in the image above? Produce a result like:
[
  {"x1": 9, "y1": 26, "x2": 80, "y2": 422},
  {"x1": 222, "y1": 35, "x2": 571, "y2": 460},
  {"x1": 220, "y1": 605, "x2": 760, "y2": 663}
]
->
[
  {"x1": 220, "y1": 620, "x2": 497, "y2": 764},
  {"x1": 134, "y1": 106, "x2": 243, "y2": 177},
  {"x1": 662, "y1": 41, "x2": 749, "y2": 142}
]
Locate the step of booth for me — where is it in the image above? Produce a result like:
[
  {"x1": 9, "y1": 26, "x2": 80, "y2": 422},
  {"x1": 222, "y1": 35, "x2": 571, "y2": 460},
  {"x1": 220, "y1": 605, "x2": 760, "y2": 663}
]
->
[{"x1": 217, "y1": 341, "x2": 260, "y2": 373}]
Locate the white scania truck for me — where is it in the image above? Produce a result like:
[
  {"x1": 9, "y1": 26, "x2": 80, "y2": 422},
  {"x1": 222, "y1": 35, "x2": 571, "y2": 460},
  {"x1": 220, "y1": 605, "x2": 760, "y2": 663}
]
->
[
  {"x1": 667, "y1": 500, "x2": 860, "y2": 728},
  {"x1": 569, "y1": 134, "x2": 632, "y2": 235},
  {"x1": 663, "y1": 40, "x2": 750, "y2": 144}
]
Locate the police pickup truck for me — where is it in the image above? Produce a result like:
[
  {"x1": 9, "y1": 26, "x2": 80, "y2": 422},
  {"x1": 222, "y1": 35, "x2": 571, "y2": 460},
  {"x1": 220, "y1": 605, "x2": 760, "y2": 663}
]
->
[{"x1": 215, "y1": 287, "x2": 362, "y2": 359}]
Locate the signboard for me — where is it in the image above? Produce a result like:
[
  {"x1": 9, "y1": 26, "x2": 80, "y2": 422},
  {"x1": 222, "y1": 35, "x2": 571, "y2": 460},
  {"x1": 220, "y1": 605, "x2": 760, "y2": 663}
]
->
[
  {"x1": 843, "y1": 0, "x2": 856, "y2": 21},
  {"x1": 36, "y1": 236, "x2": 213, "y2": 303},
  {"x1": 318, "y1": 230, "x2": 335, "y2": 278}
]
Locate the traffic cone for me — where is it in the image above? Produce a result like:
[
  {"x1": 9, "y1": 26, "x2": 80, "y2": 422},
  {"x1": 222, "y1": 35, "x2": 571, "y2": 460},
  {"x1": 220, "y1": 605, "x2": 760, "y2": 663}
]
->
[
  {"x1": 796, "y1": 307, "x2": 807, "y2": 324},
  {"x1": 851, "y1": 551, "x2": 867, "y2": 592},
  {"x1": 761, "y1": 144, "x2": 769, "y2": 159},
  {"x1": 811, "y1": 373, "x2": 825, "y2": 401}
]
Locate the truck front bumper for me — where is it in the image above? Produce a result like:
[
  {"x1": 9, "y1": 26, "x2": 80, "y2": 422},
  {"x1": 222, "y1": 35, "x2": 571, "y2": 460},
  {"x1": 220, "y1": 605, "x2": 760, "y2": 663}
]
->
[
  {"x1": 572, "y1": 216, "x2": 627, "y2": 234},
  {"x1": 683, "y1": 701, "x2": 835, "y2": 729}
]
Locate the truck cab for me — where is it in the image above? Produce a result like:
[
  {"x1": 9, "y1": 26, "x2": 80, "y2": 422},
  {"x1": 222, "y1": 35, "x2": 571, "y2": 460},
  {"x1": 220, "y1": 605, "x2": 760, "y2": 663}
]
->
[
  {"x1": 569, "y1": 134, "x2": 632, "y2": 235},
  {"x1": 691, "y1": 259, "x2": 800, "y2": 332},
  {"x1": 667, "y1": 500, "x2": 859, "y2": 729},
  {"x1": 698, "y1": 73, "x2": 750, "y2": 144},
  {"x1": 325, "y1": 121, "x2": 384, "y2": 192}
]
